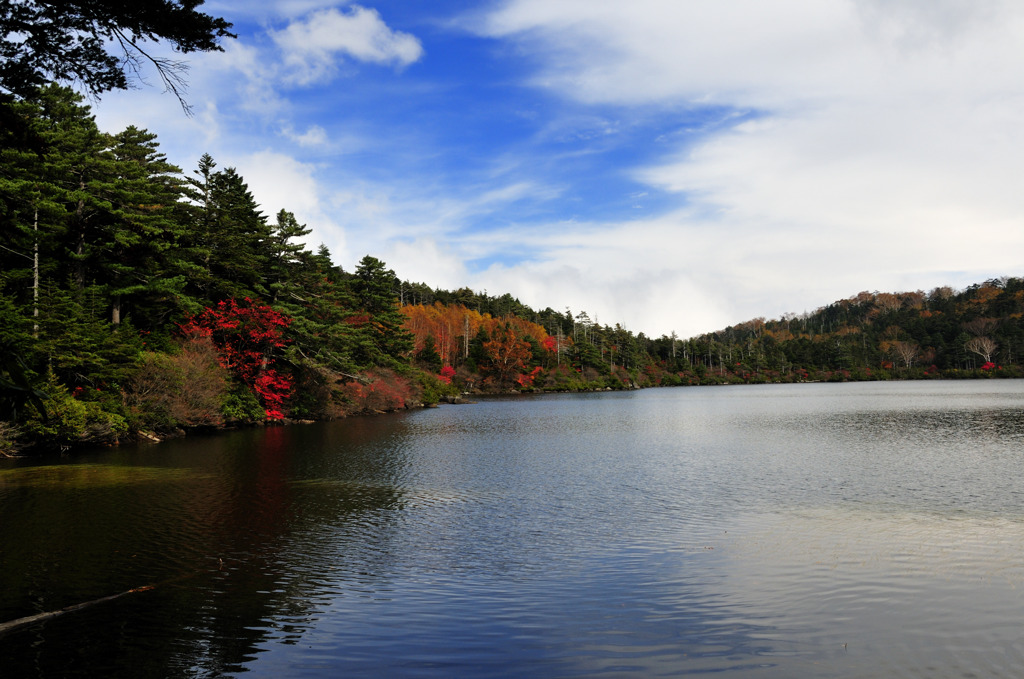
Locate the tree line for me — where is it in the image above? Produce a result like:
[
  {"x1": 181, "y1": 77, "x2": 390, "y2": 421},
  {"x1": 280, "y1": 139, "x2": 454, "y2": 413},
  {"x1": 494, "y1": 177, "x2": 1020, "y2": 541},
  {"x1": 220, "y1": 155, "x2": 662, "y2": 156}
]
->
[
  {"x1": 397, "y1": 278, "x2": 1024, "y2": 392},
  {"x1": 2, "y1": 91, "x2": 1022, "y2": 454},
  {"x1": 668, "y1": 282, "x2": 1024, "y2": 382}
]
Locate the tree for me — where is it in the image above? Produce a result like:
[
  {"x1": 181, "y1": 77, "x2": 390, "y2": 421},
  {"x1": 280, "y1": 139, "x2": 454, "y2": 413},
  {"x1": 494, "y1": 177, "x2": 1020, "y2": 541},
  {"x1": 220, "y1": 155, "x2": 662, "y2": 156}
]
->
[
  {"x1": 102, "y1": 125, "x2": 189, "y2": 326},
  {"x1": 415, "y1": 334, "x2": 442, "y2": 372},
  {"x1": 33, "y1": 281, "x2": 143, "y2": 392},
  {"x1": 965, "y1": 336, "x2": 997, "y2": 364},
  {"x1": 0, "y1": 0, "x2": 234, "y2": 108},
  {"x1": 179, "y1": 298, "x2": 293, "y2": 419},
  {"x1": 183, "y1": 155, "x2": 271, "y2": 302},
  {"x1": 888, "y1": 341, "x2": 919, "y2": 369},
  {"x1": 963, "y1": 317, "x2": 998, "y2": 337},
  {"x1": 0, "y1": 95, "x2": 66, "y2": 331},
  {"x1": 874, "y1": 292, "x2": 902, "y2": 314},
  {"x1": 483, "y1": 322, "x2": 531, "y2": 385},
  {"x1": 265, "y1": 209, "x2": 313, "y2": 305},
  {"x1": 284, "y1": 262, "x2": 362, "y2": 376},
  {"x1": 351, "y1": 255, "x2": 413, "y2": 365},
  {"x1": 0, "y1": 287, "x2": 46, "y2": 420},
  {"x1": 27, "y1": 85, "x2": 116, "y2": 293}
]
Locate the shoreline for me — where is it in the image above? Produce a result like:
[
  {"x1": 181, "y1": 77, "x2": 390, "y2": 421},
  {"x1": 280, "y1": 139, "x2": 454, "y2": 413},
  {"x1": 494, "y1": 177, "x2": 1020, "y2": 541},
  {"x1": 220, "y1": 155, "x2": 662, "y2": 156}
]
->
[{"x1": 3, "y1": 371, "x2": 1018, "y2": 458}]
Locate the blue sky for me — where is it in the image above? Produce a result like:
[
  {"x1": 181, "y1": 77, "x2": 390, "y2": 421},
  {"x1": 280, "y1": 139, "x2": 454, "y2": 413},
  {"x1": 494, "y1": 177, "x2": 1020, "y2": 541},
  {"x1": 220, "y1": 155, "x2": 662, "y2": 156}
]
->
[{"x1": 93, "y1": 0, "x2": 1024, "y2": 337}]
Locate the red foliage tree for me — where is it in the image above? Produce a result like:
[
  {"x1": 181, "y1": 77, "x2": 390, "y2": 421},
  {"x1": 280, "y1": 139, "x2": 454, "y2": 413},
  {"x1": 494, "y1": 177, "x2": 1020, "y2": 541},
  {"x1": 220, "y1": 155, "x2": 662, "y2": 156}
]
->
[
  {"x1": 516, "y1": 366, "x2": 543, "y2": 388},
  {"x1": 484, "y1": 323, "x2": 531, "y2": 385},
  {"x1": 338, "y1": 369, "x2": 413, "y2": 413},
  {"x1": 180, "y1": 298, "x2": 294, "y2": 419}
]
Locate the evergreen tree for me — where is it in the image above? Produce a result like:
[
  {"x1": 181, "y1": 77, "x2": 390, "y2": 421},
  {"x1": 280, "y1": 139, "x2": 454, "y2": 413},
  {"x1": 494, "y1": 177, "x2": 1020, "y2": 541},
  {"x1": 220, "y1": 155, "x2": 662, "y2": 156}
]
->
[
  {"x1": 0, "y1": 283, "x2": 45, "y2": 421},
  {"x1": 415, "y1": 334, "x2": 442, "y2": 372},
  {"x1": 101, "y1": 125, "x2": 189, "y2": 327},
  {"x1": 275, "y1": 246, "x2": 360, "y2": 376},
  {"x1": 184, "y1": 154, "x2": 270, "y2": 302},
  {"x1": 312, "y1": 244, "x2": 337, "y2": 276},
  {"x1": 34, "y1": 281, "x2": 142, "y2": 392},
  {"x1": 266, "y1": 209, "x2": 313, "y2": 305},
  {"x1": 351, "y1": 255, "x2": 413, "y2": 365},
  {"x1": 0, "y1": 95, "x2": 64, "y2": 328},
  {"x1": 32, "y1": 85, "x2": 118, "y2": 293},
  {"x1": 0, "y1": 0, "x2": 234, "y2": 102}
]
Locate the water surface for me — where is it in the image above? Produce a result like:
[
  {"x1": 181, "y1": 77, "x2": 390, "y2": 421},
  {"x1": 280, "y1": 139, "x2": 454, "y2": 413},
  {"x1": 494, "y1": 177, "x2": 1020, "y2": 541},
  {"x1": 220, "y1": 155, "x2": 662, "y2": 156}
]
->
[{"x1": 1, "y1": 380, "x2": 1023, "y2": 677}]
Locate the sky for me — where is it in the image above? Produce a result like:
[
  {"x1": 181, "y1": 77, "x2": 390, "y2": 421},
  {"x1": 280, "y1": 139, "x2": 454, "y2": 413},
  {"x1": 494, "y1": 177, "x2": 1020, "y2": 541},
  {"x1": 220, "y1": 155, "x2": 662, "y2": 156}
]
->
[{"x1": 92, "y1": 0, "x2": 1024, "y2": 338}]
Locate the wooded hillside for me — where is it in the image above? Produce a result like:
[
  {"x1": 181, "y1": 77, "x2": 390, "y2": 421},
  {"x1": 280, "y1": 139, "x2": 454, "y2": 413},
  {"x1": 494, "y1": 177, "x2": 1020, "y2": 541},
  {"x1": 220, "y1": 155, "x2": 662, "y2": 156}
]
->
[
  {"x1": 1, "y1": 86, "x2": 1021, "y2": 454},
  {"x1": 398, "y1": 278, "x2": 1024, "y2": 387}
]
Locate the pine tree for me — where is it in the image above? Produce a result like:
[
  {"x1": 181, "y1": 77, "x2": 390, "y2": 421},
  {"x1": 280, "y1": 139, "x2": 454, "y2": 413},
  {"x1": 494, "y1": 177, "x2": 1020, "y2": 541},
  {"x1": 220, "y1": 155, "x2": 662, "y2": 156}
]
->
[
  {"x1": 34, "y1": 281, "x2": 142, "y2": 392},
  {"x1": 101, "y1": 125, "x2": 189, "y2": 327},
  {"x1": 266, "y1": 209, "x2": 313, "y2": 305},
  {"x1": 32, "y1": 85, "x2": 118, "y2": 293},
  {"x1": 0, "y1": 283, "x2": 45, "y2": 421},
  {"x1": 0, "y1": 95, "x2": 64, "y2": 332},
  {"x1": 351, "y1": 255, "x2": 414, "y2": 365},
  {"x1": 183, "y1": 155, "x2": 271, "y2": 302},
  {"x1": 0, "y1": 1, "x2": 234, "y2": 103},
  {"x1": 415, "y1": 334, "x2": 442, "y2": 371}
]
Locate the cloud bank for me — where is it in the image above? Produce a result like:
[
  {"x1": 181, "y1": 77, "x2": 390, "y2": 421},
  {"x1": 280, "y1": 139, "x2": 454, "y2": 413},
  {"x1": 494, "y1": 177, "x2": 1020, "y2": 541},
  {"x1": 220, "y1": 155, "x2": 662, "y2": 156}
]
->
[
  {"x1": 92, "y1": 1, "x2": 1024, "y2": 339},
  {"x1": 463, "y1": 0, "x2": 1024, "y2": 335}
]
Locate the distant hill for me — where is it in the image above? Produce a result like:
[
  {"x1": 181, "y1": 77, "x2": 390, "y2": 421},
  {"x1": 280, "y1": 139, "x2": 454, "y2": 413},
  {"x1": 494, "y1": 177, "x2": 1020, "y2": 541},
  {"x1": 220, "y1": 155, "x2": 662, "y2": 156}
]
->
[{"x1": 405, "y1": 276, "x2": 1024, "y2": 386}]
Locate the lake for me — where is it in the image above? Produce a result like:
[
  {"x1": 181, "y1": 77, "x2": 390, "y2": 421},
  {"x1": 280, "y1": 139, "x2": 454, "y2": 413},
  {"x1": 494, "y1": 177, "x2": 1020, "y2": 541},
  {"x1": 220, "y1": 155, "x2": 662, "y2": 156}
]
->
[{"x1": 1, "y1": 380, "x2": 1023, "y2": 677}]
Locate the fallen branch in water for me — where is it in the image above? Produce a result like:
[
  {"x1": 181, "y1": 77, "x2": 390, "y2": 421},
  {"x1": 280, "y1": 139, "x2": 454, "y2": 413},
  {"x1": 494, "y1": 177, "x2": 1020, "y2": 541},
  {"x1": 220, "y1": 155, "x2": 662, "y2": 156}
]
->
[
  {"x1": 0, "y1": 557, "x2": 228, "y2": 638},
  {"x1": 0, "y1": 585, "x2": 154, "y2": 638}
]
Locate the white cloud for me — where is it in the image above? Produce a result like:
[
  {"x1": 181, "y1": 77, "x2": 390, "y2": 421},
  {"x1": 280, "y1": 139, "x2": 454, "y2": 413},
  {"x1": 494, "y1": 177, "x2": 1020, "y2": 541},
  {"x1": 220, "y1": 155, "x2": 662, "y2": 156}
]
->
[
  {"x1": 235, "y1": 150, "x2": 345, "y2": 257},
  {"x1": 207, "y1": 0, "x2": 340, "y2": 21},
  {"x1": 212, "y1": 41, "x2": 286, "y2": 113},
  {"x1": 281, "y1": 124, "x2": 328, "y2": 147},
  {"x1": 478, "y1": 0, "x2": 1020, "y2": 107},
  {"x1": 467, "y1": 0, "x2": 1024, "y2": 334},
  {"x1": 272, "y1": 5, "x2": 423, "y2": 85},
  {"x1": 382, "y1": 238, "x2": 472, "y2": 292}
]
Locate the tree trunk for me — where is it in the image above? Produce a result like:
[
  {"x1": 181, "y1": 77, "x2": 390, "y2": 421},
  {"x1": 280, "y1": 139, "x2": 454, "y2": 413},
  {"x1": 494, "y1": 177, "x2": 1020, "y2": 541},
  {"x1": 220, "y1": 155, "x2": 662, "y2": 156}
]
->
[
  {"x1": 33, "y1": 207, "x2": 39, "y2": 338},
  {"x1": 74, "y1": 193, "x2": 86, "y2": 291}
]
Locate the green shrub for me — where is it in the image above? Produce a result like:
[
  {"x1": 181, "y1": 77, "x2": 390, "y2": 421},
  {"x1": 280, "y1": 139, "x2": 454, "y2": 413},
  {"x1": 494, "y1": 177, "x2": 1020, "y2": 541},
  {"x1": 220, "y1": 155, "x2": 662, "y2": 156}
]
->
[
  {"x1": 417, "y1": 370, "x2": 459, "y2": 406},
  {"x1": 0, "y1": 421, "x2": 21, "y2": 457},
  {"x1": 21, "y1": 372, "x2": 127, "y2": 449},
  {"x1": 221, "y1": 386, "x2": 265, "y2": 423}
]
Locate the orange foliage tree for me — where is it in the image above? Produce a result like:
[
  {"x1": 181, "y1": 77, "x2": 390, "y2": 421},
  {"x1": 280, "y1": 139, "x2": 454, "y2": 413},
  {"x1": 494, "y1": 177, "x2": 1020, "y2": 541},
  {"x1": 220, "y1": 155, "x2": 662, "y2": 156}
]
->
[
  {"x1": 401, "y1": 302, "x2": 485, "y2": 366},
  {"x1": 484, "y1": 322, "x2": 532, "y2": 385},
  {"x1": 401, "y1": 303, "x2": 552, "y2": 370}
]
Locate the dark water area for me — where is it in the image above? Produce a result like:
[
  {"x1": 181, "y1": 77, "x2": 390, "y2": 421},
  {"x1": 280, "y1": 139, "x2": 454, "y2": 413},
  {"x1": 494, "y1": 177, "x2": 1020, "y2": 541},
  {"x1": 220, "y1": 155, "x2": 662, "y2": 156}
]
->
[{"x1": 2, "y1": 380, "x2": 1024, "y2": 677}]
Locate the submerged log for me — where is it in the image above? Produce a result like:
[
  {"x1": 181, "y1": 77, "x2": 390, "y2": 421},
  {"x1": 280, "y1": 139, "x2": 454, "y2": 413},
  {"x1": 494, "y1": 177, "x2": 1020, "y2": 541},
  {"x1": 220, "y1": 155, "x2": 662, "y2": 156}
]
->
[{"x1": 0, "y1": 585, "x2": 154, "y2": 638}]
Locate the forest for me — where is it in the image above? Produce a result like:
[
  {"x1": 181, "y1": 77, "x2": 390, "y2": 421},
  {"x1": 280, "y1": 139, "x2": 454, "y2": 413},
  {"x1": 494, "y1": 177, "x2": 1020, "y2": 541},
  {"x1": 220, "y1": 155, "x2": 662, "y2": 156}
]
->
[
  {"x1": 1, "y1": 86, "x2": 1022, "y2": 454},
  {"x1": 398, "y1": 276, "x2": 1024, "y2": 388}
]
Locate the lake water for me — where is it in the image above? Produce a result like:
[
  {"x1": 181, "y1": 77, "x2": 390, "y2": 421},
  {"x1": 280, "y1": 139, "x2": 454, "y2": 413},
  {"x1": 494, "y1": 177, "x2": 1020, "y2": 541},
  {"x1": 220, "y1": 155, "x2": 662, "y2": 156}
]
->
[{"x1": 2, "y1": 380, "x2": 1024, "y2": 677}]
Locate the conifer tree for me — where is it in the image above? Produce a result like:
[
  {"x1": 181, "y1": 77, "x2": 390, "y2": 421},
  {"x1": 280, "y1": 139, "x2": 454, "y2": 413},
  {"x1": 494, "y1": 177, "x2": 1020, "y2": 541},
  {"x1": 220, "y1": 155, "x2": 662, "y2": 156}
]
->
[
  {"x1": 184, "y1": 155, "x2": 271, "y2": 302},
  {"x1": 352, "y1": 255, "x2": 414, "y2": 365},
  {"x1": 0, "y1": 95, "x2": 64, "y2": 330},
  {"x1": 0, "y1": 0, "x2": 234, "y2": 104},
  {"x1": 266, "y1": 209, "x2": 313, "y2": 305},
  {"x1": 34, "y1": 282, "x2": 142, "y2": 392},
  {"x1": 21, "y1": 86, "x2": 113, "y2": 293},
  {"x1": 415, "y1": 334, "x2": 442, "y2": 371},
  {"x1": 102, "y1": 125, "x2": 189, "y2": 327}
]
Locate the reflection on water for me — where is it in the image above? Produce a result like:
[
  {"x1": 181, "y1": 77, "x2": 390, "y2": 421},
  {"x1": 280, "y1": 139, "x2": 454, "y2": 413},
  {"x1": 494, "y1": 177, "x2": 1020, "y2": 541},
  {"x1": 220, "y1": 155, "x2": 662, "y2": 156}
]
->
[
  {"x1": 721, "y1": 508, "x2": 1024, "y2": 677},
  {"x1": 1, "y1": 380, "x2": 1023, "y2": 677}
]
